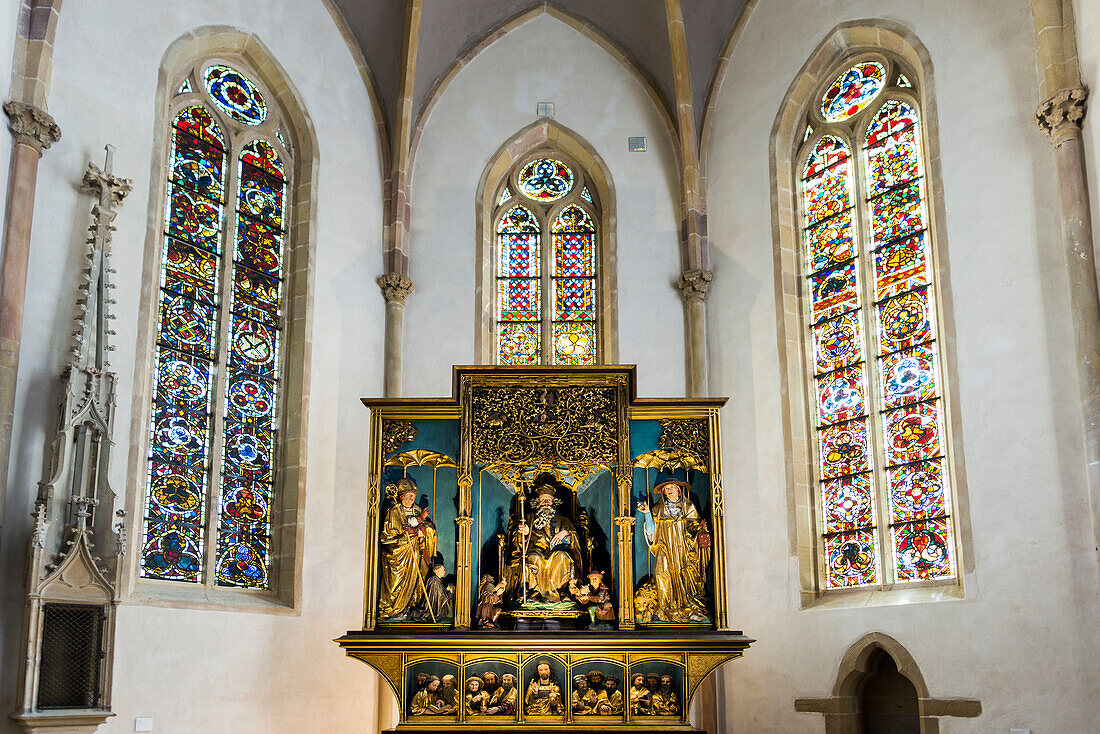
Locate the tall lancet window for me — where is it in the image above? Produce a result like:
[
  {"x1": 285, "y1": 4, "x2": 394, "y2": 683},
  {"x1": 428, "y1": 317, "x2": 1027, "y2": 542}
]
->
[
  {"x1": 799, "y1": 58, "x2": 957, "y2": 589},
  {"x1": 140, "y1": 61, "x2": 293, "y2": 590},
  {"x1": 492, "y1": 153, "x2": 600, "y2": 365}
]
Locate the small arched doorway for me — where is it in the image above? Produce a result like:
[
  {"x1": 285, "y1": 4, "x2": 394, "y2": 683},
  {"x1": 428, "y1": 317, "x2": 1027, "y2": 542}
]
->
[{"x1": 857, "y1": 648, "x2": 920, "y2": 733}]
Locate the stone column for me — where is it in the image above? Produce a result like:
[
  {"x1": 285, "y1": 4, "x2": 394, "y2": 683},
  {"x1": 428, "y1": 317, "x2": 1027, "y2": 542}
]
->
[
  {"x1": 1036, "y1": 86, "x2": 1100, "y2": 570},
  {"x1": 678, "y1": 269, "x2": 712, "y2": 397},
  {"x1": 0, "y1": 101, "x2": 60, "y2": 537},
  {"x1": 377, "y1": 274, "x2": 413, "y2": 399}
]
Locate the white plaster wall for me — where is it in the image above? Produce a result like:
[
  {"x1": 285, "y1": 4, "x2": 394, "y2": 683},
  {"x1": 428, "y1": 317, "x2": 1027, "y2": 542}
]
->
[
  {"x1": 1077, "y1": 0, "x2": 1100, "y2": 262},
  {"x1": 405, "y1": 13, "x2": 685, "y2": 398},
  {"x1": 706, "y1": 1, "x2": 1100, "y2": 732},
  {"x1": 0, "y1": 2, "x2": 386, "y2": 733}
]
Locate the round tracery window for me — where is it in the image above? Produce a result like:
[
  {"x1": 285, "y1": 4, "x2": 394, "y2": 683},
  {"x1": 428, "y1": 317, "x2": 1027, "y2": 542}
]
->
[
  {"x1": 820, "y1": 61, "x2": 885, "y2": 122},
  {"x1": 204, "y1": 64, "x2": 268, "y2": 126},
  {"x1": 518, "y1": 158, "x2": 574, "y2": 201}
]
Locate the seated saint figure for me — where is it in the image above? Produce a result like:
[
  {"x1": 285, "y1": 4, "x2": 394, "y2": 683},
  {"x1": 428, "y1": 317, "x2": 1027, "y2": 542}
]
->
[
  {"x1": 505, "y1": 476, "x2": 582, "y2": 603},
  {"x1": 377, "y1": 477, "x2": 437, "y2": 620},
  {"x1": 636, "y1": 479, "x2": 709, "y2": 623}
]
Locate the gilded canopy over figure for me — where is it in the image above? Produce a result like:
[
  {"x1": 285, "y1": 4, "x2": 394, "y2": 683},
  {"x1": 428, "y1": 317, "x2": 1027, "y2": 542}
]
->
[
  {"x1": 636, "y1": 479, "x2": 710, "y2": 623},
  {"x1": 504, "y1": 476, "x2": 582, "y2": 603},
  {"x1": 377, "y1": 477, "x2": 437, "y2": 620}
]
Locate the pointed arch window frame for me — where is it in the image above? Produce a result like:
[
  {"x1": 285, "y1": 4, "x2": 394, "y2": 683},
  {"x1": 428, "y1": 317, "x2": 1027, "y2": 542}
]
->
[
  {"x1": 490, "y1": 147, "x2": 604, "y2": 366},
  {"x1": 134, "y1": 54, "x2": 302, "y2": 601},
  {"x1": 792, "y1": 52, "x2": 965, "y2": 595}
]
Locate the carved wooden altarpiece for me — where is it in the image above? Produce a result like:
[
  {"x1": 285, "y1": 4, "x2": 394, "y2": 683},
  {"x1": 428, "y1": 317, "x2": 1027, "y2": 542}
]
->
[{"x1": 337, "y1": 366, "x2": 752, "y2": 732}]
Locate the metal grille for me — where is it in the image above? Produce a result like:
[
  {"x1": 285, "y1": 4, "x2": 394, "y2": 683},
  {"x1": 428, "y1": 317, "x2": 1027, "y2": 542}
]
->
[{"x1": 36, "y1": 603, "x2": 104, "y2": 709}]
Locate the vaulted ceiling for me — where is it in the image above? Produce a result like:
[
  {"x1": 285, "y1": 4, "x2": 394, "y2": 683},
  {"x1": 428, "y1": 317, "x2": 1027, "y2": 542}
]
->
[{"x1": 329, "y1": 0, "x2": 749, "y2": 145}]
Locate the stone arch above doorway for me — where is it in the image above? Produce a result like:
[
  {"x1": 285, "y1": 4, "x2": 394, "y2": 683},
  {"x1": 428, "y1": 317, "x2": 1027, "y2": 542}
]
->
[{"x1": 795, "y1": 632, "x2": 981, "y2": 733}]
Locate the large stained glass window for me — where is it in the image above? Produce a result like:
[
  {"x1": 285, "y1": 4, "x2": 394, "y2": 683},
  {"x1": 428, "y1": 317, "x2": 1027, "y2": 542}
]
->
[
  {"x1": 492, "y1": 153, "x2": 600, "y2": 365},
  {"x1": 141, "y1": 62, "x2": 291, "y2": 591},
  {"x1": 800, "y1": 58, "x2": 956, "y2": 589}
]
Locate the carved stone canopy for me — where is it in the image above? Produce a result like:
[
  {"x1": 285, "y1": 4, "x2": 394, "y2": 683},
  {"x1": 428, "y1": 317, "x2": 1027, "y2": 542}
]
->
[
  {"x1": 1036, "y1": 85, "x2": 1088, "y2": 143},
  {"x1": 378, "y1": 272, "x2": 414, "y2": 304},
  {"x1": 3, "y1": 100, "x2": 61, "y2": 153}
]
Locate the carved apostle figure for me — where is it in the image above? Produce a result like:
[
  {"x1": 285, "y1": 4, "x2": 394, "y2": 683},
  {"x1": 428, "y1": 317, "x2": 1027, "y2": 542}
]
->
[
  {"x1": 488, "y1": 673, "x2": 518, "y2": 715},
  {"x1": 410, "y1": 676, "x2": 450, "y2": 716},
  {"x1": 651, "y1": 674, "x2": 680, "y2": 715},
  {"x1": 635, "y1": 480, "x2": 709, "y2": 623},
  {"x1": 465, "y1": 677, "x2": 488, "y2": 715},
  {"x1": 629, "y1": 673, "x2": 651, "y2": 715},
  {"x1": 506, "y1": 476, "x2": 581, "y2": 603},
  {"x1": 524, "y1": 661, "x2": 563, "y2": 714},
  {"x1": 602, "y1": 676, "x2": 624, "y2": 715},
  {"x1": 378, "y1": 477, "x2": 437, "y2": 620}
]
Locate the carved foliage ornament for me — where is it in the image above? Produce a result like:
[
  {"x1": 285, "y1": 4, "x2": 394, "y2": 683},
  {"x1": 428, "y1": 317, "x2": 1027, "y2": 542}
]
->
[
  {"x1": 658, "y1": 418, "x2": 710, "y2": 466},
  {"x1": 381, "y1": 419, "x2": 417, "y2": 456},
  {"x1": 470, "y1": 385, "x2": 619, "y2": 467},
  {"x1": 377, "y1": 273, "x2": 414, "y2": 304},
  {"x1": 677, "y1": 269, "x2": 713, "y2": 303},
  {"x1": 3, "y1": 101, "x2": 61, "y2": 152},
  {"x1": 1036, "y1": 85, "x2": 1088, "y2": 139}
]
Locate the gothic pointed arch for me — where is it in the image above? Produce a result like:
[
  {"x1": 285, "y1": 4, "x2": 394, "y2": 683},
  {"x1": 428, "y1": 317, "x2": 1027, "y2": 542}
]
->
[
  {"x1": 770, "y1": 22, "x2": 972, "y2": 603},
  {"x1": 475, "y1": 121, "x2": 618, "y2": 365},
  {"x1": 125, "y1": 29, "x2": 320, "y2": 608},
  {"x1": 409, "y1": 5, "x2": 678, "y2": 178}
]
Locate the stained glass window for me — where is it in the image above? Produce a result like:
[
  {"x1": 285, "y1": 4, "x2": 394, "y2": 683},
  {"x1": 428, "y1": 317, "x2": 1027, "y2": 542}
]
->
[
  {"x1": 800, "y1": 61, "x2": 955, "y2": 589},
  {"x1": 492, "y1": 155, "x2": 600, "y2": 364},
  {"x1": 821, "y1": 61, "x2": 885, "y2": 123},
  {"x1": 518, "y1": 158, "x2": 574, "y2": 202},
  {"x1": 141, "y1": 63, "x2": 290, "y2": 591}
]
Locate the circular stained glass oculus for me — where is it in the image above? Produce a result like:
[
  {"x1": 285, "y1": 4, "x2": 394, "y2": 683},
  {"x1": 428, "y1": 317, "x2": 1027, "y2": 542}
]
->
[
  {"x1": 204, "y1": 64, "x2": 267, "y2": 126},
  {"x1": 821, "y1": 61, "x2": 886, "y2": 123},
  {"x1": 519, "y1": 158, "x2": 574, "y2": 201}
]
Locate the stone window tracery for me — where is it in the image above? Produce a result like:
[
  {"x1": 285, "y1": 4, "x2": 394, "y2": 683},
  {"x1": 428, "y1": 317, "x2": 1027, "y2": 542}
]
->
[
  {"x1": 797, "y1": 55, "x2": 957, "y2": 590},
  {"x1": 139, "y1": 59, "x2": 293, "y2": 591}
]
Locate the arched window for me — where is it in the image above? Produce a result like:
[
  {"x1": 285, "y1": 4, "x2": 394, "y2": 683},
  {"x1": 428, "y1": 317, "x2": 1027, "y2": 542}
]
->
[
  {"x1": 140, "y1": 60, "x2": 293, "y2": 590},
  {"x1": 492, "y1": 152, "x2": 600, "y2": 365},
  {"x1": 798, "y1": 57, "x2": 956, "y2": 589}
]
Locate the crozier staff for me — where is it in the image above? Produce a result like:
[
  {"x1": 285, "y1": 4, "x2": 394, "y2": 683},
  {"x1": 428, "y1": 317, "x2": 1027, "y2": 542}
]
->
[
  {"x1": 636, "y1": 479, "x2": 709, "y2": 623},
  {"x1": 377, "y1": 477, "x2": 437, "y2": 620}
]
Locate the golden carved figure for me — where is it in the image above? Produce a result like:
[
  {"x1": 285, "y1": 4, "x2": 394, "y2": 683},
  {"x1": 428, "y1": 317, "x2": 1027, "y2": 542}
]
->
[
  {"x1": 636, "y1": 480, "x2": 710, "y2": 623},
  {"x1": 601, "y1": 676, "x2": 624, "y2": 715},
  {"x1": 377, "y1": 478, "x2": 437, "y2": 620},
  {"x1": 410, "y1": 675, "x2": 454, "y2": 716},
  {"x1": 465, "y1": 677, "x2": 489, "y2": 715},
  {"x1": 628, "y1": 673, "x2": 651, "y2": 715},
  {"x1": 488, "y1": 673, "x2": 518, "y2": 715},
  {"x1": 505, "y1": 478, "x2": 581, "y2": 603},
  {"x1": 571, "y1": 675, "x2": 600, "y2": 714},
  {"x1": 650, "y1": 674, "x2": 680, "y2": 716},
  {"x1": 524, "y1": 661, "x2": 563, "y2": 715}
]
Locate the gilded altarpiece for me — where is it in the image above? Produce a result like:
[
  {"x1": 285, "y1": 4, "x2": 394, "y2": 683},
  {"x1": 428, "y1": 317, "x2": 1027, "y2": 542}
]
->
[{"x1": 337, "y1": 366, "x2": 751, "y2": 732}]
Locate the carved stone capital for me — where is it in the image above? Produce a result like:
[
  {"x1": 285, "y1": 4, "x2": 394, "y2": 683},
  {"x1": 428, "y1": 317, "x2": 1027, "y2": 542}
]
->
[
  {"x1": 677, "y1": 268, "x2": 713, "y2": 303},
  {"x1": 3, "y1": 101, "x2": 61, "y2": 152},
  {"x1": 1036, "y1": 86, "x2": 1088, "y2": 143},
  {"x1": 377, "y1": 273, "x2": 414, "y2": 304}
]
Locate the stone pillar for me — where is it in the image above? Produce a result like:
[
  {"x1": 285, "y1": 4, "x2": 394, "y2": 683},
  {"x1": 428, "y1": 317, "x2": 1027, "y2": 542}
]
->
[
  {"x1": 377, "y1": 274, "x2": 413, "y2": 399},
  {"x1": 0, "y1": 101, "x2": 60, "y2": 537},
  {"x1": 678, "y1": 269, "x2": 712, "y2": 398},
  {"x1": 1036, "y1": 86, "x2": 1100, "y2": 571}
]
